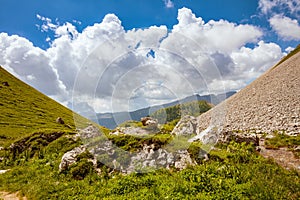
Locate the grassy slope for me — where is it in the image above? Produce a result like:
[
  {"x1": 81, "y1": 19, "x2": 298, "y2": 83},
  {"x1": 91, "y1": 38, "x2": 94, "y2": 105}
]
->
[{"x1": 0, "y1": 66, "x2": 89, "y2": 147}]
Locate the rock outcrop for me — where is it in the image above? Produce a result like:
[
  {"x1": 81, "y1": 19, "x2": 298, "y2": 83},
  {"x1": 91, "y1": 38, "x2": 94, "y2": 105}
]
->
[
  {"x1": 127, "y1": 144, "x2": 194, "y2": 173},
  {"x1": 171, "y1": 115, "x2": 197, "y2": 136},
  {"x1": 61, "y1": 125, "x2": 195, "y2": 174},
  {"x1": 109, "y1": 126, "x2": 156, "y2": 136},
  {"x1": 59, "y1": 146, "x2": 86, "y2": 171},
  {"x1": 110, "y1": 117, "x2": 159, "y2": 136}
]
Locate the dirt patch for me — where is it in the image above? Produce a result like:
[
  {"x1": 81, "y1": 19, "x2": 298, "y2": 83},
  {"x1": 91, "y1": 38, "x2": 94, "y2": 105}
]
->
[
  {"x1": 259, "y1": 139, "x2": 300, "y2": 171},
  {"x1": 0, "y1": 191, "x2": 27, "y2": 200}
]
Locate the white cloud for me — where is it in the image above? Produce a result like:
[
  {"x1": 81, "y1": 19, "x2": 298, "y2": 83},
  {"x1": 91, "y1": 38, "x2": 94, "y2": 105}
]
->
[
  {"x1": 285, "y1": 46, "x2": 294, "y2": 53},
  {"x1": 0, "y1": 33, "x2": 63, "y2": 96},
  {"x1": 0, "y1": 8, "x2": 284, "y2": 115},
  {"x1": 269, "y1": 15, "x2": 300, "y2": 40},
  {"x1": 36, "y1": 14, "x2": 58, "y2": 32},
  {"x1": 172, "y1": 8, "x2": 263, "y2": 53},
  {"x1": 259, "y1": 0, "x2": 300, "y2": 16},
  {"x1": 231, "y1": 41, "x2": 283, "y2": 73},
  {"x1": 163, "y1": 0, "x2": 174, "y2": 8}
]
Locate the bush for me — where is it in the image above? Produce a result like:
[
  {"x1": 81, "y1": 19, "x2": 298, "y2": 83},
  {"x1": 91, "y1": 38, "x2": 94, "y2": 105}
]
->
[{"x1": 69, "y1": 159, "x2": 94, "y2": 180}]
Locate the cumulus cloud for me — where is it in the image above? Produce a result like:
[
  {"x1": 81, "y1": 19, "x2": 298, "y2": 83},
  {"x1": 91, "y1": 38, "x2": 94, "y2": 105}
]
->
[
  {"x1": 269, "y1": 15, "x2": 300, "y2": 40},
  {"x1": 0, "y1": 8, "x2": 284, "y2": 115},
  {"x1": 231, "y1": 41, "x2": 283, "y2": 73},
  {"x1": 259, "y1": 0, "x2": 300, "y2": 40},
  {"x1": 0, "y1": 33, "x2": 63, "y2": 96},
  {"x1": 172, "y1": 8, "x2": 263, "y2": 53}
]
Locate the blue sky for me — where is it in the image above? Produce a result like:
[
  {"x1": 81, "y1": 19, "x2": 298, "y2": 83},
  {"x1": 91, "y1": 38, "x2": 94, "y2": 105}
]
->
[
  {"x1": 1, "y1": 0, "x2": 297, "y2": 49},
  {"x1": 0, "y1": 0, "x2": 300, "y2": 114}
]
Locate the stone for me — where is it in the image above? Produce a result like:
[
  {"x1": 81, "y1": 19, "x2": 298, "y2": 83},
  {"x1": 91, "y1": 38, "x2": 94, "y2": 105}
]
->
[
  {"x1": 2, "y1": 81, "x2": 9, "y2": 86},
  {"x1": 171, "y1": 115, "x2": 197, "y2": 136},
  {"x1": 59, "y1": 146, "x2": 86, "y2": 171},
  {"x1": 0, "y1": 169, "x2": 10, "y2": 174},
  {"x1": 56, "y1": 117, "x2": 64, "y2": 125},
  {"x1": 141, "y1": 117, "x2": 158, "y2": 129},
  {"x1": 127, "y1": 144, "x2": 194, "y2": 173}
]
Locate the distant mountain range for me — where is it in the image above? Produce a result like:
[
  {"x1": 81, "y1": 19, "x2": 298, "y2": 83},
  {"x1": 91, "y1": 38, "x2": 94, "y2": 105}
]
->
[{"x1": 92, "y1": 91, "x2": 236, "y2": 129}]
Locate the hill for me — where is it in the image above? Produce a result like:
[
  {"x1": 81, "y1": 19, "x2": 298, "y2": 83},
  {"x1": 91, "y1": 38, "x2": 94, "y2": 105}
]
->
[
  {"x1": 0, "y1": 66, "x2": 90, "y2": 147},
  {"x1": 195, "y1": 45, "x2": 300, "y2": 135}
]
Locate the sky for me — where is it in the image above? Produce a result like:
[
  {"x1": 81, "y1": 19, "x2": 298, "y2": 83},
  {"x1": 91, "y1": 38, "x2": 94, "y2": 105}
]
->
[{"x1": 0, "y1": 0, "x2": 300, "y2": 116}]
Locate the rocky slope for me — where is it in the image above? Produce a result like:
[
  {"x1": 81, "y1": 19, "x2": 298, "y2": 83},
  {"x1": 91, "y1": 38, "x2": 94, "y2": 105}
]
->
[{"x1": 194, "y1": 48, "x2": 300, "y2": 136}]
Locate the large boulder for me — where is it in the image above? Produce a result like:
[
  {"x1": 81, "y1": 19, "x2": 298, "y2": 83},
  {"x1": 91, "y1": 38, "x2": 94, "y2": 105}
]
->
[
  {"x1": 59, "y1": 146, "x2": 86, "y2": 171},
  {"x1": 171, "y1": 115, "x2": 197, "y2": 136},
  {"x1": 141, "y1": 117, "x2": 158, "y2": 129}
]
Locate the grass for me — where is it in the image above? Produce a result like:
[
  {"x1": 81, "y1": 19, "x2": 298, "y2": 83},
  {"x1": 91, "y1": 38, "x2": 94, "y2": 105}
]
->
[
  {"x1": 0, "y1": 66, "x2": 90, "y2": 147},
  {"x1": 0, "y1": 142, "x2": 299, "y2": 199},
  {"x1": 151, "y1": 100, "x2": 212, "y2": 124},
  {"x1": 265, "y1": 132, "x2": 300, "y2": 149},
  {"x1": 265, "y1": 132, "x2": 300, "y2": 158}
]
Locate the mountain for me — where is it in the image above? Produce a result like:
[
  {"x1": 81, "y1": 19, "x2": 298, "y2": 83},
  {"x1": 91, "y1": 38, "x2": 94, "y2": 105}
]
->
[
  {"x1": 195, "y1": 45, "x2": 300, "y2": 135},
  {"x1": 0, "y1": 66, "x2": 90, "y2": 147},
  {"x1": 95, "y1": 91, "x2": 236, "y2": 129}
]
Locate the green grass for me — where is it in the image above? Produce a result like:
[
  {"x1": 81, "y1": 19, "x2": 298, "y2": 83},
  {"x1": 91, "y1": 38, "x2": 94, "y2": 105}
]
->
[
  {"x1": 265, "y1": 132, "x2": 300, "y2": 158},
  {"x1": 0, "y1": 142, "x2": 299, "y2": 199},
  {"x1": 0, "y1": 66, "x2": 90, "y2": 147},
  {"x1": 118, "y1": 120, "x2": 144, "y2": 128},
  {"x1": 151, "y1": 100, "x2": 212, "y2": 124},
  {"x1": 265, "y1": 133, "x2": 300, "y2": 149}
]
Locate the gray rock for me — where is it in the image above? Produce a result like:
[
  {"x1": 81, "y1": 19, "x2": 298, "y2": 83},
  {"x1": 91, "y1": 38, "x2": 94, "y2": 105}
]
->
[
  {"x1": 171, "y1": 115, "x2": 197, "y2": 136},
  {"x1": 59, "y1": 146, "x2": 86, "y2": 171},
  {"x1": 141, "y1": 117, "x2": 158, "y2": 129},
  {"x1": 56, "y1": 117, "x2": 64, "y2": 125},
  {"x1": 127, "y1": 144, "x2": 194, "y2": 173},
  {"x1": 0, "y1": 169, "x2": 10, "y2": 174},
  {"x1": 2, "y1": 81, "x2": 9, "y2": 86}
]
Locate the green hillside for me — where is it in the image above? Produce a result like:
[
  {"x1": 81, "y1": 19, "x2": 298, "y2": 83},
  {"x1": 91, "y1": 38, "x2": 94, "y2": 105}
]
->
[
  {"x1": 151, "y1": 100, "x2": 212, "y2": 124},
  {"x1": 0, "y1": 66, "x2": 89, "y2": 147}
]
